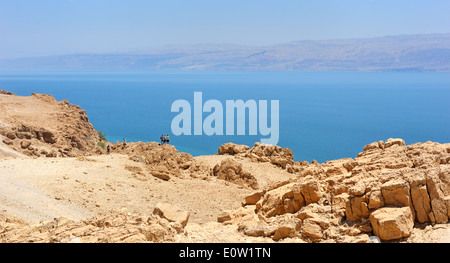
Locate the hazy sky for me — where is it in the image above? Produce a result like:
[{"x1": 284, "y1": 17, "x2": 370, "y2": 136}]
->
[{"x1": 1, "y1": 0, "x2": 449, "y2": 59}]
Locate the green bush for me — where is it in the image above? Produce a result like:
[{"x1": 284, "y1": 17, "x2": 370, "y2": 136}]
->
[
  {"x1": 97, "y1": 141, "x2": 106, "y2": 150},
  {"x1": 97, "y1": 130, "x2": 107, "y2": 141}
]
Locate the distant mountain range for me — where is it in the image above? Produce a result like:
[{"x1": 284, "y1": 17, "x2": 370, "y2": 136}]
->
[{"x1": 1, "y1": 34, "x2": 450, "y2": 71}]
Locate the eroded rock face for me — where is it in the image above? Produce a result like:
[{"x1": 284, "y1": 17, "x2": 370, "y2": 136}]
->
[
  {"x1": 256, "y1": 179, "x2": 324, "y2": 218},
  {"x1": 426, "y1": 167, "x2": 450, "y2": 223},
  {"x1": 0, "y1": 93, "x2": 100, "y2": 157},
  {"x1": 211, "y1": 158, "x2": 259, "y2": 189},
  {"x1": 0, "y1": 208, "x2": 187, "y2": 243},
  {"x1": 217, "y1": 142, "x2": 295, "y2": 170},
  {"x1": 119, "y1": 142, "x2": 194, "y2": 180},
  {"x1": 248, "y1": 143, "x2": 294, "y2": 169},
  {"x1": 221, "y1": 138, "x2": 450, "y2": 242}
]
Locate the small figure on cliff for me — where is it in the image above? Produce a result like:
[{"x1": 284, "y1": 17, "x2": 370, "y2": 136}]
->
[
  {"x1": 166, "y1": 134, "x2": 170, "y2": 145},
  {"x1": 107, "y1": 145, "x2": 110, "y2": 154},
  {"x1": 123, "y1": 138, "x2": 127, "y2": 146},
  {"x1": 160, "y1": 134, "x2": 164, "y2": 145}
]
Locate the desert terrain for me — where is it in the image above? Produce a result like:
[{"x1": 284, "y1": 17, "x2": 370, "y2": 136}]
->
[{"x1": 0, "y1": 89, "x2": 449, "y2": 243}]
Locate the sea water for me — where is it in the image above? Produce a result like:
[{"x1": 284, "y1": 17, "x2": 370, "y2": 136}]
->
[{"x1": 1, "y1": 70, "x2": 449, "y2": 163}]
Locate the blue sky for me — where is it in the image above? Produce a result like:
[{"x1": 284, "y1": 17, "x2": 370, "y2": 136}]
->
[{"x1": 0, "y1": 0, "x2": 449, "y2": 59}]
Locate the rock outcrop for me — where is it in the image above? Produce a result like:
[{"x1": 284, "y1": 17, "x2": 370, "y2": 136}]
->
[
  {"x1": 211, "y1": 158, "x2": 259, "y2": 189},
  {"x1": 113, "y1": 141, "x2": 194, "y2": 181},
  {"x1": 217, "y1": 142, "x2": 294, "y2": 170},
  {"x1": 0, "y1": 92, "x2": 100, "y2": 157},
  {"x1": 220, "y1": 138, "x2": 450, "y2": 242},
  {"x1": 0, "y1": 208, "x2": 187, "y2": 243},
  {"x1": 0, "y1": 89, "x2": 15, "y2": 95}
]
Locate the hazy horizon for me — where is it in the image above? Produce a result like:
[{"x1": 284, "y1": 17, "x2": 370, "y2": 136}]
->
[
  {"x1": 1, "y1": 0, "x2": 450, "y2": 59},
  {"x1": 1, "y1": 32, "x2": 449, "y2": 61}
]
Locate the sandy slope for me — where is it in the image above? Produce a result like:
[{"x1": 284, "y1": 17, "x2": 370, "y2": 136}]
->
[
  {"x1": 1, "y1": 144, "x2": 449, "y2": 243},
  {"x1": 0, "y1": 160, "x2": 93, "y2": 223},
  {"x1": 0, "y1": 152, "x2": 292, "y2": 224},
  {"x1": 0, "y1": 135, "x2": 27, "y2": 158}
]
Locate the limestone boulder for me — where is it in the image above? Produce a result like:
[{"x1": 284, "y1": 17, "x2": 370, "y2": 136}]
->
[
  {"x1": 257, "y1": 178, "x2": 325, "y2": 218},
  {"x1": 272, "y1": 220, "x2": 300, "y2": 241},
  {"x1": 301, "y1": 181, "x2": 323, "y2": 205},
  {"x1": 301, "y1": 219, "x2": 323, "y2": 240},
  {"x1": 240, "y1": 224, "x2": 276, "y2": 238},
  {"x1": 217, "y1": 211, "x2": 232, "y2": 223},
  {"x1": 244, "y1": 191, "x2": 264, "y2": 205},
  {"x1": 345, "y1": 196, "x2": 370, "y2": 221},
  {"x1": 257, "y1": 183, "x2": 305, "y2": 217},
  {"x1": 368, "y1": 190, "x2": 384, "y2": 210},
  {"x1": 153, "y1": 203, "x2": 190, "y2": 228},
  {"x1": 369, "y1": 207, "x2": 414, "y2": 241}
]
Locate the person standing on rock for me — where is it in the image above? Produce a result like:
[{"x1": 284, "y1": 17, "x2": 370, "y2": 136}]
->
[
  {"x1": 107, "y1": 145, "x2": 110, "y2": 154},
  {"x1": 166, "y1": 134, "x2": 170, "y2": 145},
  {"x1": 160, "y1": 134, "x2": 164, "y2": 145}
]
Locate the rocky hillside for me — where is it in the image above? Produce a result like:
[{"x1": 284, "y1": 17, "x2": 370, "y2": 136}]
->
[
  {"x1": 0, "y1": 91, "x2": 100, "y2": 157},
  {"x1": 2, "y1": 137, "x2": 448, "y2": 243},
  {"x1": 217, "y1": 139, "x2": 450, "y2": 242}
]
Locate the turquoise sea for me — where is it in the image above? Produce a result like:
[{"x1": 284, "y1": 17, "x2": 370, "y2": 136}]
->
[{"x1": 0, "y1": 70, "x2": 449, "y2": 163}]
